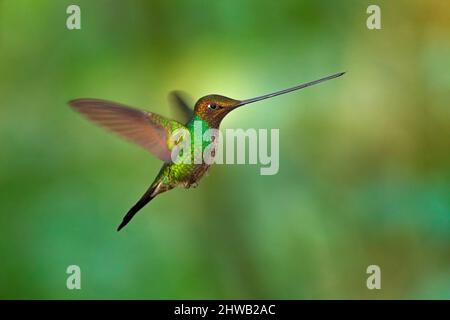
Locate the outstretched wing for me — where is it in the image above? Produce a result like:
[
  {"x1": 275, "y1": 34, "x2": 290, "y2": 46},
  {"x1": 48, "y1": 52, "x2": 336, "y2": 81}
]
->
[
  {"x1": 168, "y1": 91, "x2": 194, "y2": 124},
  {"x1": 69, "y1": 98, "x2": 185, "y2": 162}
]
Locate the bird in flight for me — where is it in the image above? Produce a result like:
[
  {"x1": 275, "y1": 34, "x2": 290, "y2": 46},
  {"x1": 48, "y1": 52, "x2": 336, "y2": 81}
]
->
[{"x1": 69, "y1": 72, "x2": 345, "y2": 231}]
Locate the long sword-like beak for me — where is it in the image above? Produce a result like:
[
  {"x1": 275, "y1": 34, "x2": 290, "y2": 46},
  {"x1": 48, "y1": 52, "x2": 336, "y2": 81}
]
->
[{"x1": 237, "y1": 71, "x2": 345, "y2": 107}]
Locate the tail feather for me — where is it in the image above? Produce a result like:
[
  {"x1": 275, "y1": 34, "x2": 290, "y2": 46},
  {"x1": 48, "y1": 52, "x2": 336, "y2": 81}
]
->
[{"x1": 117, "y1": 185, "x2": 156, "y2": 231}]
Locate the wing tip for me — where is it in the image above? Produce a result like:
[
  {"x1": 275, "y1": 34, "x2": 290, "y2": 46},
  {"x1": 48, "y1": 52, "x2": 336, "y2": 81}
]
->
[
  {"x1": 68, "y1": 98, "x2": 99, "y2": 109},
  {"x1": 68, "y1": 99, "x2": 79, "y2": 108}
]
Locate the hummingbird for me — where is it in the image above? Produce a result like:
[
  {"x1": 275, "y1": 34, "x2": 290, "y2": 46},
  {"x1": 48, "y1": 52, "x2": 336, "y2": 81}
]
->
[{"x1": 69, "y1": 72, "x2": 345, "y2": 231}]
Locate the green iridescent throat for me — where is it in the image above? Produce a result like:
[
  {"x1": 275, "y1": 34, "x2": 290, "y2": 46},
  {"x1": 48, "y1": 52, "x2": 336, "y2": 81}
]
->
[{"x1": 186, "y1": 115, "x2": 212, "y2": 152}]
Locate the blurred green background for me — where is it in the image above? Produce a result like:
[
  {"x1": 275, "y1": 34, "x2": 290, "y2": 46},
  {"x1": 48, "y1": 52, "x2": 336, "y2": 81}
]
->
[{"x1": 0, "y1": 0, "x2": 449, "y2": 299}]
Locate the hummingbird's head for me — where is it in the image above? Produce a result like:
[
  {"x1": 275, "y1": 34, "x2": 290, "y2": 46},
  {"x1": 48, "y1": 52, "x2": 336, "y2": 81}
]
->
[
  {"x1": 194, "y1": 95, "x2": 242, "y2": 127},
  {"x1": 193, "y1": 72, "x2": 345, "y2": 128}
]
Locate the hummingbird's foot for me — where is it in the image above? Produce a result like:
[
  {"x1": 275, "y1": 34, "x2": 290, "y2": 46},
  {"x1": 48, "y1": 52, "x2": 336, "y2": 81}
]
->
[{"x1": 184, "y1": 181, "x2": 199, "y2": 189}]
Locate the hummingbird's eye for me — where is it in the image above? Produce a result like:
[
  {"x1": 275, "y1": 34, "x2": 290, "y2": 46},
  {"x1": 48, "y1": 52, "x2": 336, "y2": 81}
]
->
[{"x1": 207, "y1": 103, "x2": 219, "y2": 110}]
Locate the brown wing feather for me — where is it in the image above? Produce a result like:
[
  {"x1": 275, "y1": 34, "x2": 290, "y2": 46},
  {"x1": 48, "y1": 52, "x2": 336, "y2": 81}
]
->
[
  {"x1": 69, "y1": 98, "x2": 180, "y2": 162},
  {"x1": 168, "y1": 91, "x2": 194, "y2": 124}
]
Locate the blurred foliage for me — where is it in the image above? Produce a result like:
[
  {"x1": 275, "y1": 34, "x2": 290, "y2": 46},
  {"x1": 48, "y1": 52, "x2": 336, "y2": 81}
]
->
[{"x1": 0, "y1": 0, "x2": 449, "y2": 299}]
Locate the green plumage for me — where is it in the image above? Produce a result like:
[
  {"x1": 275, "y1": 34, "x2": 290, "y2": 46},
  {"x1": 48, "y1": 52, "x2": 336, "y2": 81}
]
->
[{"x1": 157, "y1": 114, "x2": 212, "y2": 188}]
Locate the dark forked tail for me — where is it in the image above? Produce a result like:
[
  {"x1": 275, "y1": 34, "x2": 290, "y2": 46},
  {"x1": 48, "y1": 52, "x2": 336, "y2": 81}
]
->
[{"x1": 117, "y1": 184, "x2": 157, "y2": 231}]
